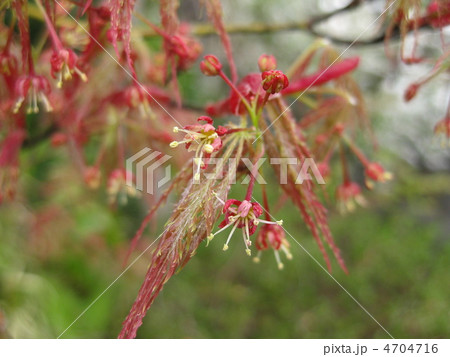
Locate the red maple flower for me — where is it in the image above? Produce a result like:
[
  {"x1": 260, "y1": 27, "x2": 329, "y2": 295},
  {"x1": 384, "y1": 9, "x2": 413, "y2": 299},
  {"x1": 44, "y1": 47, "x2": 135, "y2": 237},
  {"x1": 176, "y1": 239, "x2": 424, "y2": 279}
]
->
[
  {"x1": 208, "y1": 197, "x2": 283, "y2": 256},
  {"x1": 254, "y1": 224, "x2": 292, "y2": 270},
  {"x1": 170, "y1": 116, "x2": 226, "y2": 180},
  {"x1": 200, "y1": 55, "x2": 222, "y2": 76},
  {"x1": 107, "y1": 169, "x2": 139, "y2": 204},
  {"x1": 364, "y1": 162, "x2": 392, "y2": 189},
  {"x1": 336, "y1": 181, "x2": 367, "y2": 213},
  {"x1": 108, "y1": 84, "x2": 170, "y2": 117},
  {"x1": 434, "y1": 115, "x2": 450, "y2": 145},
  {"x1": 427, "y1": 0, "x2": 450, "y2": 28},
  {"x1": 261, "y1": 70, "x2": 289, "y2": 94},
  {"x1": 13, "y1": 74, "x2": 53, "y2": 114},
  {"x1": 258, "y1": 54, "x2": 277, "y2": 72},
  {"x1": 50, "y1": 48, "x2": 87, "y2": 88}
]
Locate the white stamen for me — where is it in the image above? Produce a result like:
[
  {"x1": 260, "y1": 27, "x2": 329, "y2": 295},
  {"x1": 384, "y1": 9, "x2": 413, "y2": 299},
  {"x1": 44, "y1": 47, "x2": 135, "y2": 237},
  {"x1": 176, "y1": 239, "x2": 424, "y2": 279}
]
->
[
  {"x1": 223, "y1": 221, "x2": 239, "y2": 251},
  {"x1": 253, "y1": 251, "x2": 262, "y2": 263},
  {"x1": 282, "y1": 245, "x2": 293, "y2": 260},
  {"x1": 193, "y1": 157, "x2": 204, "y2": 166},
  {"x1": 13, "y1": 97, "x2": 24, "y2": 113},
  {"x1": 242, "y1": 219, "x2": 252, "y2": 255},
  {"x1": 212, "y1": 221, "x2": 234, "y2": 237},
  {"x1": 63, "y1": 65, "x2": 72, "y2": 81},
  {"x1": 256, "y1": 218, "x2": 283, "y2": 226},
  {"x1": 275, "y1": 250, "x2": 284, "y2": 270},
  {"x1": 206, "y1": 233, "x2": 214, "y2": 247},
  {"x1": 57, "y1": 72, "x2": 63, "y2": 88},
  {"x1": 74, "y1": 67, "x2": 88, "y2": 82},
  {"x1": 39, "y1": 92, "x2": 53, "y2": 112},
  {"x1": 212, "y1": 191, "x2": 226, "y2": 205}
]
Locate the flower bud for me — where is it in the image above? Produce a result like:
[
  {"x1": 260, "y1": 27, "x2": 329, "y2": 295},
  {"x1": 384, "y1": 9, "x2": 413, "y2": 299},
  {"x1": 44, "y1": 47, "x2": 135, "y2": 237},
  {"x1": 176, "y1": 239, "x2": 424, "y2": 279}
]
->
[
  {"x1": 317, "y1": 162, "x2": 330, "y2": 178},
  {"x1": 51, "y1": 133, "x2": 68, "y2": 147},
  {"x1": 84, "y1": 166, "x2": 101, "y2": 189},
  {"x1": 434, "y1": 117, "x2": 450, "y2": 138},
  {"x1": 365, "y1": 162, "x2": 392, "y2": 184},
  {"x1": 261, "y1": 70, "x2": 289, "y2": 94},
  {"x1": 200, "y1": 55, "x2": 222, "y2": 76},
  {"x1": 404, "y1": 83, "x2": 419, "y2": 102},
  {"x1": 258, "y1": 54, "x2": 277, "y2": 72}
]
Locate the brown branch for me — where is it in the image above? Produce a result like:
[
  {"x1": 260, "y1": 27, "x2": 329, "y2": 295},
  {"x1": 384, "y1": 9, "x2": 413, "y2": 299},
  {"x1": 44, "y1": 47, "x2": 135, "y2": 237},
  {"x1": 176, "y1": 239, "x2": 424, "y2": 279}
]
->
[{"x1": 140, "y1": 0, "x2": 363, "y2": 38}]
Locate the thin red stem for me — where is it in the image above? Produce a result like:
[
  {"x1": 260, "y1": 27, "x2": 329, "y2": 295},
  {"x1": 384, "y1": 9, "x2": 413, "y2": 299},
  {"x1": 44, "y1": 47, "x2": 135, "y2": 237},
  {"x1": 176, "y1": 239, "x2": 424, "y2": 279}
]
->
[
  {"x1": 343, "y1": 136, "x2": 370, "y2": 166},
  {"x1": 218, "y1": 70, "x2": 252, "y2": 113},
  {"x1": 35, "y1": 0, "x2": 63, "y2": 51},
  {"x1": 244, "y1": 148, "x2": 265, "y2": 201},
  {"x1": 339, "y1": 143, "x2": 351, "y2": 184}
]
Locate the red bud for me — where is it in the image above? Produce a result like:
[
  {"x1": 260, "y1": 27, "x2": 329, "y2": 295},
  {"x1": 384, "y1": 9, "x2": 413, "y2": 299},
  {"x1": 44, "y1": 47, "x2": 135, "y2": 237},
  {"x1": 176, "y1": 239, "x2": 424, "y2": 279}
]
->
[
  {"x1": 258, "y1": 54, "x2": 277, "y2": 72},
  {"x1": 200, "y1": 55, "x2": 222, "y2": 76},
  {"x1": 261, "y1": 70, "x2": 289, "y2": 94}
]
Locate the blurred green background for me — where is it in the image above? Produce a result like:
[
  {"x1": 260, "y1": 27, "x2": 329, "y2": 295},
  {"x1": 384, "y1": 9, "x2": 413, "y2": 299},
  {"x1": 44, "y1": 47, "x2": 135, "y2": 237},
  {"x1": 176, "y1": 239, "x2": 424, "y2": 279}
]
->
[{"x1": 1, "y1": 0, "x2": 449, "y2": 339}]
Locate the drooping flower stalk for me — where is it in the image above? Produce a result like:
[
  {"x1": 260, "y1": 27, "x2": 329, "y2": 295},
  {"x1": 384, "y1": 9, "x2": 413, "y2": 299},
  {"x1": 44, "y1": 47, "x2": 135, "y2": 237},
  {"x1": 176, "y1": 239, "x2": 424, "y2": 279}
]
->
[
  {"x1": 35, "y1": 0, "x2": 88, "y2": 87},
  {"x1": 119, "y1": 135, "x2": 245, "y2": 339},
  {"x1": 253, "y1": 186, "x2": 292, "y2": 269},
  {"x1": 134, "y1": 9, "x2": 202, "y2": 106},
  {"x1": 109, "y1": 0, "x2": 137, "y2": 78},
  {"x1": 208, "y1": 149, "x2": 283, "y2": 256},
  {"x1": 203, "y1": 0, "x2": 238, "y2": 83}
]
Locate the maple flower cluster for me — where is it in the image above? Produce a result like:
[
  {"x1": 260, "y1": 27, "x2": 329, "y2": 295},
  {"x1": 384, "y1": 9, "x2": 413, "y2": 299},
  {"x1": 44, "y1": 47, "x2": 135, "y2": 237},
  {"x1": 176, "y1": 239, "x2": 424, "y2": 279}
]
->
[
  {"x1": 170, "y1": 54, "x2": 292, "y2": 268},
  {"x1": 254, "y1": 224, "x2": 292, "y2": 270}
]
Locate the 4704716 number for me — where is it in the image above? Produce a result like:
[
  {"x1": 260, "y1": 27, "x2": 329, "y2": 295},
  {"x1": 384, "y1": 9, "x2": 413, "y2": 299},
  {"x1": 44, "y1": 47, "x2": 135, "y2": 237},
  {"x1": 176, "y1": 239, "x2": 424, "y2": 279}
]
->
[{"x1": 383, "y1": 344, "x2": 438, "y2": 354}]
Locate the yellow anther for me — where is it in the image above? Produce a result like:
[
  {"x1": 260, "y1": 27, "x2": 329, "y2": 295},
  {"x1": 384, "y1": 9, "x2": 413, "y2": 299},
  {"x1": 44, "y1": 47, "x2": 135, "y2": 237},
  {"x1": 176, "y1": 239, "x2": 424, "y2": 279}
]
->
[{"x1": 203, "y1": 144, "x2": 214, "y2": 154}]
